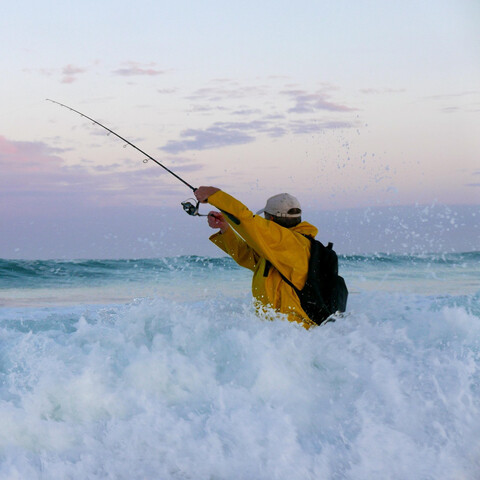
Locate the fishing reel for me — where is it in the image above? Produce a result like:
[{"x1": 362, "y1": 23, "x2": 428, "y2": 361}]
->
[{"x1": 181, "y1": 199, "x2": 209, "y2": 217}]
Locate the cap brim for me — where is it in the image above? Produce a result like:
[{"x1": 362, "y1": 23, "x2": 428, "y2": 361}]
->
[{"x1": 255, "y1": 208, "x2": 266, "y2": 215}]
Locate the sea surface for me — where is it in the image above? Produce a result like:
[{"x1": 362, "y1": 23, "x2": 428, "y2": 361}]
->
[{"x1": 0, "y1": 253, "x2": 479, "y2": 479}]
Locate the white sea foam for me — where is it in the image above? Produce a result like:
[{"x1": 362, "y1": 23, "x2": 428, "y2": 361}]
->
[{"x1": 1, "y1": 288, "x2": 479, "y2": 479}]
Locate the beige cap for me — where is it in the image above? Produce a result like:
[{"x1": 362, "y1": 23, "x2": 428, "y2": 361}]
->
[{"x1": 256, "y1": 193, "x2": 302, "y2": 218}]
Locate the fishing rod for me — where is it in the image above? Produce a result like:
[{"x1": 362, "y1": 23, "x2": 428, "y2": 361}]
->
[{"x1": 46, "y1": 99, "x2": 207, "y2": 217}]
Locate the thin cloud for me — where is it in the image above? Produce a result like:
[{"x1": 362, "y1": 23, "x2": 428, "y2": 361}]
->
[
  {"x1": 264, "y1": 126, "x2": 287, "y2": 138},
  {"x1": 232, "y1": 108, "x2": 262, "y2": 116},
  {"x1": 465, "y1": 169, "x2": 480, "y2": 187},
  {"x1": 158, "y1": 88, "x2": 177, "y2": 94},
  {"x1": 113, "y1": 62, "x2": 166, "y2": 77},
  {"x1": 61, "y1": 64, "x2": 87, "y2": 84},
  {"x1": 187, "y1": 84, "x2": 268, "y2": 102},
  {"x1": 423, "y1": 90, "x2": 480, "y2": 114},
  {"x1": 215, "y1": 120, "x2": 268, "y2": 131},
  {"x1": 63, "y1": 64, "x2": 86, "y2": 76},
  {"x1": 426, "y1": 90, "x2": 480, "y2": 100},
  {"x1": 91, "y1": 163, "x2": 125, "y2": 172},
  {"x1": 282, "y1": 90, "x2": 357, "y2": 113},
  {"x1": 360, "y1": 88, "x2": 406, "y2": 94},
  {"x1": 25, "y1": 64, "x2": 88, "y2": 83},
  {"x1": 160, "y1": 119, "x2": 290, "y2": 153},
  {"x1": 23, "y1": 67, "x2": 56, "y2": 77},
  {"x1": 289, "y1": 120, "x2": 354, "y2": 134},
  {"x1": 263, "y1": 114, "x2": 286, "y2": 120},
  {"x1": 218, "y1": 120, "x2": 287, "y2": 138},
  {"x1": 188, "y1": 105, "x2": 229, "y2": 114},
  {"x1": 158, "y1": 82, "x2": 358, "y2": 153},
  {"x1": 442, "y1": 107, "x2": 460, "y2": 113},
  {"x1": 160, "y1": 125, "x2": 255, "y2": 154},
  {"x1": 160, "y1": 112, "x2": 355, "y2": 154}
]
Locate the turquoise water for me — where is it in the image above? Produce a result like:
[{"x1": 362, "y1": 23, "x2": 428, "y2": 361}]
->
[
  {"x1": 0, "y1": 254, "x2": 479, "y2": 479},
  {"x1": 1, "y1": 252, "x2": 478, "y2": 304}
]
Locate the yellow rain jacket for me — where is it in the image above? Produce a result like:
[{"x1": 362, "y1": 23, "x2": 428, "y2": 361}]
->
[{"x1": 208, "y1": 190, "x2": 318, "y2": 329}]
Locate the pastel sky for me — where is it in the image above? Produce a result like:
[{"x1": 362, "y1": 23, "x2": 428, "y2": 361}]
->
[{"x1": 1, "y1": 0, "x2": 479, "y2": 258}]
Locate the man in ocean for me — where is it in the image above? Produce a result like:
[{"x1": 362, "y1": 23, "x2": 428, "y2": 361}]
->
[{"x1": 194, "y1": 186, "x2": 320, "y2": 329}]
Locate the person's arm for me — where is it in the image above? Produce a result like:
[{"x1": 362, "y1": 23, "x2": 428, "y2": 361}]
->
[
  {"x1": 207, "y1": 210, "x2": 258, "y2": 271},
  {"x1": 210, "y1": 227, "x2": 259, "y2": 271},
  {"x1": 196, "y1": 187, "x2": 310, "y2": 289}
]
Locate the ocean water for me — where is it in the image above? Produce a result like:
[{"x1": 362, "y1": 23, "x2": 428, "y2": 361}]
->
[{"x1": 0, "y1": 253, "x2": 479, "y2": 479}]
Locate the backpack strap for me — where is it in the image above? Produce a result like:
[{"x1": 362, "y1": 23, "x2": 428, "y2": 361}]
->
[
  {"x1": 262, "y1": 236, "x2": 333, "y2": 289},
  {"x1": 263, "y1": 260, "x2": 272, "y2": 277},
  {"x1": 277, "y1": 267, "x2": 297, "y2": 291},
  {"x1": 263, "y1": 236, "x2": 339, "y2": 325},
  {"x1": 264, "y1": 260, "x2": 297, "y2": 290}
]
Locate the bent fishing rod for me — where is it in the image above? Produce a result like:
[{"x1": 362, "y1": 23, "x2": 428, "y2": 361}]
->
[{"x1": 46, "y1": 99, "x2": 206, "y2": 217}]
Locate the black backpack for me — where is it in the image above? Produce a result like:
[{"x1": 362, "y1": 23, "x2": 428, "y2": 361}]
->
[{"x1": 276, "y1": 236, "x2": 348, "y2": 325}]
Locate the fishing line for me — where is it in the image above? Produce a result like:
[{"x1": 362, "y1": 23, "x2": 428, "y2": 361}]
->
[
  {"x1": 47, "y1": 99, "x2": 209, "y2": 216},
  {"x1": 46, "y1": 99, "x2": 196, "y2": 192}
]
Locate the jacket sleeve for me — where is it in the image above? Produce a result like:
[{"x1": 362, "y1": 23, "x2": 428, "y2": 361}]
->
[
  {"x1": 209, "y1": 227, "x2": 259, "y2": 272},
  {"x1": 208, "y1": 190, "x2": 310, "y2": 289}
]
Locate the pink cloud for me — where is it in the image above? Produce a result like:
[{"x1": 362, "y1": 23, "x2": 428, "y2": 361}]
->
[
  {"x1": 0, "y1": 135, "x2": 202, "y2": 217},
  {"x1": 0, "y1": 135, "x2": 63, "y2": 174},
  {"x1": 62, "y1": 65, "x2": 86, "y2": 76},
  {"x1": 23, "y1": 65, "x2": 88, "y2": 83},
  {"x1": 0, "y1": 136, "x2": 17, "y2": 155},
  {"x1": 61, "y1": 64, "x2": 87, "y2": 84}
]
